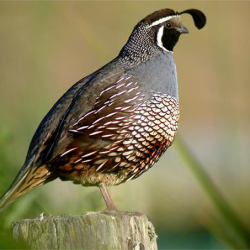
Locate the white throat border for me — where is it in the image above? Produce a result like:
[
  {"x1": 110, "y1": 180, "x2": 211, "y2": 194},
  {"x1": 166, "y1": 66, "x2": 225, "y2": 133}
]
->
[{"x1": 156, "y1": 26, "x2": 173, "y2": 54}]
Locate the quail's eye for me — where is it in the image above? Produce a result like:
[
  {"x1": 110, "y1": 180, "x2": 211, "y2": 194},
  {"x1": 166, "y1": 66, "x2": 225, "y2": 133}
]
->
[{"x1": 166, "y1": 22, "x2": 172, "y2": 28}]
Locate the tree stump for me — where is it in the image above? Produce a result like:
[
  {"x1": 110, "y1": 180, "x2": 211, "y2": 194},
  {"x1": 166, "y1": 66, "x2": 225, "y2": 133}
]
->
[{"x1": 12, "y1": 211, "x2": 158, "y2": 249}]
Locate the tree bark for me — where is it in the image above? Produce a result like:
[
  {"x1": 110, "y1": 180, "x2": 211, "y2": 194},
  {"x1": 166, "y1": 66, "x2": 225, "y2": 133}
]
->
[{"x1": 12, "y1": 211, "x2": 158, "y2": 249}]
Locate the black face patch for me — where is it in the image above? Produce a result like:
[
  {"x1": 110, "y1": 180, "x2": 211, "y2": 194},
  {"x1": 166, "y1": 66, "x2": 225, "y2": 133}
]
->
[{"x1": 161, "y1": 28, "x2": 181, "y2": 51}]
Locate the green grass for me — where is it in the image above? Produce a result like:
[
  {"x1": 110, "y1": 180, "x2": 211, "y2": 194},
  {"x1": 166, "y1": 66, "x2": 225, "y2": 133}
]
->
[{"x1": 175, "y1": 136, "x2": 250, "y2": 248}]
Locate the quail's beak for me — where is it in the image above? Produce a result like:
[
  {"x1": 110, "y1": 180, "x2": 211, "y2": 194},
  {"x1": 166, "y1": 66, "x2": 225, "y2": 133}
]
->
[{"x1": 177, "y1": 25, "x2": 189, "y2": 34}]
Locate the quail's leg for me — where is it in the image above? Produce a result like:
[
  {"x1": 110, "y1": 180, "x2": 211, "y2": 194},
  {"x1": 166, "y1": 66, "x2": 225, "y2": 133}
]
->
[{"x1": 99, "y1": 183, "x2": 117, "y2": 211}]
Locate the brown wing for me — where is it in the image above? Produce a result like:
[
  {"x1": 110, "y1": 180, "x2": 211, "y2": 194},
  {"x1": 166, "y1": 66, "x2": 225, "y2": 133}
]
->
[
  {"x1": 49, "y1": 74, "x2": 180, "y2": 182},
  {"x1": 0, "y1": 58, "x2": 126, "y2": 211},
  {"x1": 50, "y1": 74, "x2": 141, "y2": 172}
]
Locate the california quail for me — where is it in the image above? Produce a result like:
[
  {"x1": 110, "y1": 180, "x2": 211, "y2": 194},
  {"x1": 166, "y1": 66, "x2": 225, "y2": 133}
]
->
[{"x1": 0, "y1": 8, "x2": 206, "y2": 211}]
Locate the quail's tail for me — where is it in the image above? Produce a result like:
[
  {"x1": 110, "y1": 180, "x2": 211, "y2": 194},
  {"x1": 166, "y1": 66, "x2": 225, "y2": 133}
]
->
[
  {"x1": 0, "y1": 163, "x2": 30, "y2": 212},
  {"x1": 0, "y1": 159, "x2": 55, "y2": 212}
]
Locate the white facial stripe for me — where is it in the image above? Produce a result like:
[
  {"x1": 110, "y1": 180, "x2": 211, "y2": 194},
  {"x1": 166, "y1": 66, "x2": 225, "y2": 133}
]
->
[
  {"x1": 149, "y1": 15, "x2": 178, "y2": 27},
  {"x1": 156, "y1": 26, "x2": 170, "y2": 53}
]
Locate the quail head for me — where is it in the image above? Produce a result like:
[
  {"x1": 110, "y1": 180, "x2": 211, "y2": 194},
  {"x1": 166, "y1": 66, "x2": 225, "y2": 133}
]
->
[{"x1": 0, "y1": 8, "x2": 206, "y2": 211}]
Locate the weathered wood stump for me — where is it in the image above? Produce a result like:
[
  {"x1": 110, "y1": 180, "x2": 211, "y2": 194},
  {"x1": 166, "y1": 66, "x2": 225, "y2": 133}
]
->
[{"x1": 12, "y1": 211, "x2": 158, "y2": 249}]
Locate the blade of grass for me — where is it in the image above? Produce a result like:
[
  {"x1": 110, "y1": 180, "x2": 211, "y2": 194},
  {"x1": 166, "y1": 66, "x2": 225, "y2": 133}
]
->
[
  {"x1": 174, "y1": 136, "x2": 250, "y2": 248},
  {"x1": 203, "y1": 213, "x2": 245, "y2": 249}
]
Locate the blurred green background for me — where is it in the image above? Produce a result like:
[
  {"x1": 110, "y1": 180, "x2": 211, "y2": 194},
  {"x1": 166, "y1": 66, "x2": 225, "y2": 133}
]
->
[{"x1": 0, "y1": 1, "x2": 250, "y2": 249}]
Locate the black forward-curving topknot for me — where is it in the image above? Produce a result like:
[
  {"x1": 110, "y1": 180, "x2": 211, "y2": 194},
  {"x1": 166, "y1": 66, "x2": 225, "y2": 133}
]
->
[
  {"x1": 142, "y1": 8, "x2": 206, "y2": 30},
  {"x1": 179, "y1": 9, "x2": 206, "y2": 29}
]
